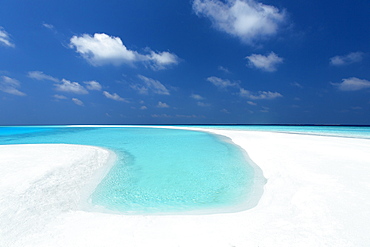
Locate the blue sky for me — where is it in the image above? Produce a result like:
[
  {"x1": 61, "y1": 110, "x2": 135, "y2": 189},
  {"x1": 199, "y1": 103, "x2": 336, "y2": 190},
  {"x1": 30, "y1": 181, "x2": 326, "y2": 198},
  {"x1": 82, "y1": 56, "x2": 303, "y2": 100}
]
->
[{"x1": 1, "y1": 0, "x2": 370, "y2": 125}]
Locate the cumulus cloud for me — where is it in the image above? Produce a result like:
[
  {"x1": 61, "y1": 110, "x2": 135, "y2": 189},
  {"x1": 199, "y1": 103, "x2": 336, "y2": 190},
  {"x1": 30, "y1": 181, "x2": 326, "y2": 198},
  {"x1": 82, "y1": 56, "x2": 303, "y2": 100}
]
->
[
  {"x1": 330, "y1": 52, "x2": 364, "y2": 66},
  {"x1": 103, "y1": 91, "x2": 128, "y2": 102},
  {"x1": 28, "y1": 71, "x2": 59, "y2": 82},
  {"x1": 133, "y1": 75, "x2": 170, "y2": 95},
  {"x1": 246, "y1": 52, "x2": 283, "y2": 72},
  {"x1": 207, "y1": 76, "x2": 238, "y2": 89},
  {"x1": 0, "y1": 76, "x2": 26, "y2": 96},
  {"x1": 240, "y1": 88, "x2": 282, "y2": 99},
  {"x1": 0, "y1": 27, "x2": 15, "y2": 47},
  {"x1": 55, "y1": 79, "x2": 89, "y2": 94},
  {"x1": 70, "y1": 33, "x2": 137, "y2": 66},
  {"x1": 193, "y1": 0, "x2": 286, "y2": 44},
  {"x1": 84, "y1": 80, "x2": 102, "y2": 91},
  {"x1": 157, "y1": 101, "x2": 170, "y2": 108},
  {"x1": 69, "y1": 33, "x2": 179, "y2": 69},
  {"x1": 331, "y1": 77, "x2": 370, "y2": 91},
  {"x1": 145, "y1": 51, "x2": 179, "y2": 70},
  {"x1": 72, "y1": 98, "x2": 84, "y2": 106}
]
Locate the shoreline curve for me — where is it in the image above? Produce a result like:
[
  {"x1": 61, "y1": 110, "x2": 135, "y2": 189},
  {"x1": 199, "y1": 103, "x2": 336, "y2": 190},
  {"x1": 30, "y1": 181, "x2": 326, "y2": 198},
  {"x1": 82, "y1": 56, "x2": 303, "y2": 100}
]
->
[{"x1": 1, "y1": 127, "x2": 370, "y2": 246}]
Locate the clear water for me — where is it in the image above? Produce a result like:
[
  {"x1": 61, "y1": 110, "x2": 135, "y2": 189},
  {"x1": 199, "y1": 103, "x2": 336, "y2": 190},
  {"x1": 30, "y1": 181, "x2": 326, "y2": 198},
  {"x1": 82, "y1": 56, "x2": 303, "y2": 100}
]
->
[
  {"x1": 0, "y1": 126, "x2": 255, "y2": 214},
  {"x1": 2, "y1": 125, "x2": 368, "y2": 214}
]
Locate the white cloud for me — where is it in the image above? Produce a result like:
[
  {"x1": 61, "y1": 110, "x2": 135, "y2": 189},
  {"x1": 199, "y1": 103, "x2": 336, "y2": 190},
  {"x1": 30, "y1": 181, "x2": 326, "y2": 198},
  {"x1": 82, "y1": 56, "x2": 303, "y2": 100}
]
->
[
  {"x1": 134, "y1": 75, "x2": 170, "y2": 95},
  {"x1": 176, "y1": 114, "x2": 201, "y2": 118},
  {"x1": 53, "y1": 94, "x2": 67, "y2": 100},
  {"x1": 29, "y1": 71, "x2": 102, "y2": 93},
  {"x1": 330, "y1": 52, "x2": 364, "y2": 66},
  {"x1": 70, "y1": 33, "x2": 179, "y2": 69},
  {"x1": 190, "y1": 93, "x2": 209, "y2": 106},
  {"x1": 207, "y1": 76, "x2": 238, "y2": 89},
  {"x1": 157, "y1": 101, "x2": 170, "y2": 108},
  {"x1": 72, "y1": 98, "x2": 84, "y2": 106},
  {"x1": 145, "y1": 51, "x2": 179, "y2": 70},
  {"x1": 70, "y1": 33, "x2": 137, "y2": 66},
  {"x1": 151, "y1": 114, "x2": 203, "y2": 119},
  {"x1": 331, "y1": 77, "x2": 370, "y2": 91},
  {"x1": 130, "y1": 84, "x2": 148, "y2": 95},
  {"x1": 103, "y1": 91, "x2": 128, "y2": 102},
  {"x1": 240, "y1": 88, "x2": 282, "y2": 99},
  {"x1": 42, "y1": 23, "x2": 55, "y2": 30},
  {"x1": 28, "y1": 71, "x2": 59, "y2": 82},
  {"x1": 260, "y1": 106, "x2": 269, "y2": 112},
  {"x1": 246, "y1": 52, "x2": 283, "y2": 72},
  {"x1": 84, "y1": 80, "x2": 102, "y2": 91},
  {"x1": 290, "y1": 82, "x2": 303, "y2": 88},
  {"x1": 0, "y1": 76, "x2": 26, "y2": 96},
  {"x1": 55, "y1": 79, "x2": 88, "y2": 94},
  {"x1": 140, "y1": 106, "x2": 147, "y2": 110},
  {"x1": 0, "y1": 27, "x2": 15, "y2": 47},
  {"x1": 218, "y1": 66, "x2": 230, "y2": 73},
  {"x1": 247, "y1": 101, "x2": 257, "y2": 105},
  {"x1": 207, "y1": 75, "x2": 282, "y2": 100},
  {"x1": 190, "y1": 93, "x2": 204, "y2": 100},
  {"x1": 151, "y1": 114, "x2": 172, "y2": 118},
  {"x1": 193, "y1": 0, "x2": 286, "y2": 44}
]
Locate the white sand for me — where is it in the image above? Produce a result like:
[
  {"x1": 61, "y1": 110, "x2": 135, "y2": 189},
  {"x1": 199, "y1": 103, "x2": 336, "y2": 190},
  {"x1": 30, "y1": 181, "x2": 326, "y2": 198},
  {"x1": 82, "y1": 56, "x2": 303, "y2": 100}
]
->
[{"x1": 1, "y1": 128, "x2": 370, "y2": 246}]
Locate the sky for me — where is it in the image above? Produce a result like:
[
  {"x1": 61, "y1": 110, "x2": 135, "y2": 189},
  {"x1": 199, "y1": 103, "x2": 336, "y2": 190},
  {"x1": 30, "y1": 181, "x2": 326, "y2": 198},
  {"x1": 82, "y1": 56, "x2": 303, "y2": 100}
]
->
[{"x1": 1, "y1": 0, "x2": 370, "y2": 125}]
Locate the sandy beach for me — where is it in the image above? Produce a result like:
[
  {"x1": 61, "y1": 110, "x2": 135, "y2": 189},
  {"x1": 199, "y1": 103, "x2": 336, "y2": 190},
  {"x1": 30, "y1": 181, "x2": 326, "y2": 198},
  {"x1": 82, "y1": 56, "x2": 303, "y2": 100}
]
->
[{"x1": 1, "y1": 128, "x2": 370, "y2": 246}]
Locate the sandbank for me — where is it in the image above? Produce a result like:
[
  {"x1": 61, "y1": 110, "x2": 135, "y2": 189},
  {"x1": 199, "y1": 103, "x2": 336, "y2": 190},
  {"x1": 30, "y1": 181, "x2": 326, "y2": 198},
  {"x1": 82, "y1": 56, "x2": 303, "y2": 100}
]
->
[{"x1": 1, "y1": 127, "x2": 370, "y2": 246}]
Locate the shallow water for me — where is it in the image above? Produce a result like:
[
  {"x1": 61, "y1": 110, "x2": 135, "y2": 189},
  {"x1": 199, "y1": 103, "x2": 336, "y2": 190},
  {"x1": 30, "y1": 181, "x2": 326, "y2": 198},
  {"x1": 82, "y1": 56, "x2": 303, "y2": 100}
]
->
[
  {"x1": 4, "y1": 124, "x2": 367, "y2": 214},
  {"x1": 0, "y1": 126, "x2": 256, "y2": 214}
]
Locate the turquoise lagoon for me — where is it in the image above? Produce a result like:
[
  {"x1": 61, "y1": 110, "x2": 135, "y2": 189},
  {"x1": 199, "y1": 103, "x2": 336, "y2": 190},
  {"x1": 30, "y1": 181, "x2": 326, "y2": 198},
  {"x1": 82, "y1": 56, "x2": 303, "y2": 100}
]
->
[
  {"x1": 2, "y1": 125, "x2": 368, "y2": 214},
  {"x1": 0, "y1": 126, "x2": 259, "y2": 214}
]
